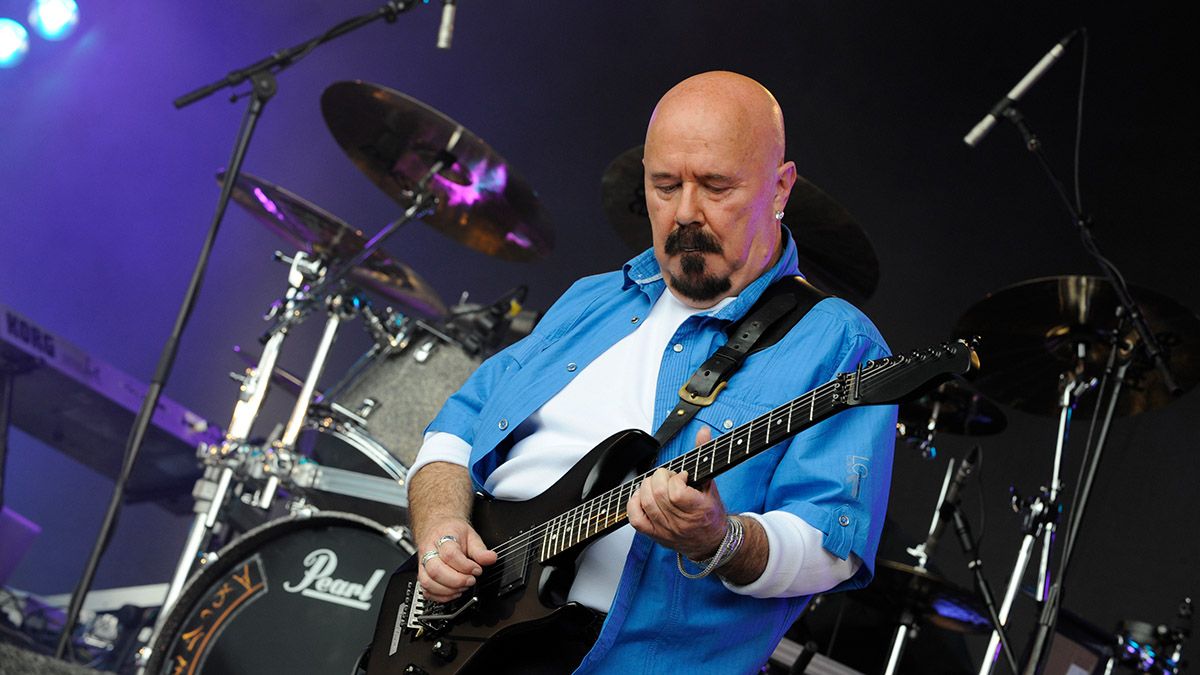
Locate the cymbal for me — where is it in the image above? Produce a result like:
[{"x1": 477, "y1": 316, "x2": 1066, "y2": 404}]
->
[
  {"x1": 321, "y1": 81, "x2": 554, "y2": 262},
  {"x1": 954, "y1": 275, "x2": 1200, "y2": 417},
  {"x1": 220, "y1": 171, "x2": 447, "y2": 319},
  {"x1": 599, "y1": 145, "x2": 880, "y2": 303},
  {"x1": 850, "y1": 559, "x2": 991, "y2": 634},
  {"x1": 898, "y1": 378, "x2": 1007, "y2": 436}
]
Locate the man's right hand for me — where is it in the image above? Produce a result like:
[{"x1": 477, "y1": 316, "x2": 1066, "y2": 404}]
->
[{"x1": 415, "y1": 516, "x2": 498, "y2": 603}]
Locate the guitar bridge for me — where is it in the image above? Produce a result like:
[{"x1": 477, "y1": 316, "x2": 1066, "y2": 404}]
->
[{"x1": 406, "y1": 582, "x2": 428, "y2": 631}]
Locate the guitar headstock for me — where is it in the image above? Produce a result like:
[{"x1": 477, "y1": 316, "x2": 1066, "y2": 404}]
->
[{"x1": 843, "y1": 338, "x2": 978, "y2": 406}]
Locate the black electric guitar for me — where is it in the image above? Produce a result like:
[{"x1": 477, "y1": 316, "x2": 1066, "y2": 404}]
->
[{"x1": 366, "y1": 340, "x2": 978, "y2": 674}]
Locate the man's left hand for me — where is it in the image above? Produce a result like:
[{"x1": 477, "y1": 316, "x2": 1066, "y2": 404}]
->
[{"x1": 626, "y1": 427, "x2": 728, "y2": 561}]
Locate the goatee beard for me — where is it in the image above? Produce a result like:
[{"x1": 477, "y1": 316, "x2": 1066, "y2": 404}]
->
[{"x1": 663, "y1": 227, "x2": 731, "y2": 303}]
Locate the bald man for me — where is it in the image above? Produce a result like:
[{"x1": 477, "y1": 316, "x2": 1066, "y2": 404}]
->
[{"x1": 404, "y1": 72, "x2": 896, "y2": 673}]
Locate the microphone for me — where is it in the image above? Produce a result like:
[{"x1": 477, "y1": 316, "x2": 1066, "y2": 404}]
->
[
  {"x1": 437, "y1": 0, "x2": 457, "y2": 50},
  {"x1": 963, "y1": 29, "x2": 1080, "y2": 148},
  {"x1": 915, "y1": 446, "x2": 981, "y2": 565}
]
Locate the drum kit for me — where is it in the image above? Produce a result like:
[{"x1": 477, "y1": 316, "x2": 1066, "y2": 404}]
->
[
  {"x1": 129, "y1": 79, "x2": 1199, "y2": 674},
  {"x1": 138, "y1": 81, "x2": 555, "y2": 674}
]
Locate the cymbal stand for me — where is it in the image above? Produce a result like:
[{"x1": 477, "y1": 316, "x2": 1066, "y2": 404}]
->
[
  {"x1": 139, "y1": 251, "x2": 320, "y2": 667},
  {"x1": 883, "y1": 458, "x2": 958, "y2": 675},
  {"x1": 977, "y1": 367, "x2": 1093, "y2": 675}
]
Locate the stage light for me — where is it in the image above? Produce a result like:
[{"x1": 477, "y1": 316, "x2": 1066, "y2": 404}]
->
[
  {"x1": 0, "y1": 18, "x2": 30, "y2": 68},
  {"x1": 27, "y1": 0, "x2": 78, "y2": 41}
]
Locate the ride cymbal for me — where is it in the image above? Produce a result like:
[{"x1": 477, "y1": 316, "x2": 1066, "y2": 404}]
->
[
  {"x1": 599, "y1": 144, "x2": 880, "y2": 303},
  {"x1": 220, "y1": 170, "x2": 447, "y2": 319},
  {"x1": 898, "y1": 378, "x2": 1007, "y2": 437},
  {"x1": 954, "y1": 275, "x2": 1200, "y2": 417},
  {"x1": 321, "y1": 81, "x2": 554, "y2": 262}
]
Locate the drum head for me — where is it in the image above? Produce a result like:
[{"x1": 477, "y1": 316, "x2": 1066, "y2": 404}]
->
[{"x1": 146, "y1": 512, "x2": 409, "y2": 675}]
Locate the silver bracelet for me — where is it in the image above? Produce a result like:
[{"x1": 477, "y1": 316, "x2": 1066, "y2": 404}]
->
[{"x1": 676, "y1": 516, "x2": 744, "y2": 579}]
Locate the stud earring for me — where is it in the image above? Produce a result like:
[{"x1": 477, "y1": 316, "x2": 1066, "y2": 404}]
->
[{"x1": 774, "y1": 210, "x2": 785, "y2": 221}]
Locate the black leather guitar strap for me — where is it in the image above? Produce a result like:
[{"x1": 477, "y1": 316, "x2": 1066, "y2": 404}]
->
[{"x1": 649, "y1": 275, "x2": 830, "y2": 452}]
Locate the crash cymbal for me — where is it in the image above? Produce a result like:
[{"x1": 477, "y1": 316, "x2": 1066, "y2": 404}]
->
[
  {"x1": 321, "y1": 81, "x2": 554, "y2": 262},
  {"x1": 600, "y1": 145, "x2": 880, "y2": 303},
  {"x1": 898, "y1": 378, "x2": 1007, "y2": 437},
  {"x1": 954, "y1": 275, "x2": 1200, "y2": 417},
  {"x1": 220, "y1": 171, "x2": 447, "y2": 319},
  {"x1": 850, "y1": 559, "x2": 991, "y2": 634}
]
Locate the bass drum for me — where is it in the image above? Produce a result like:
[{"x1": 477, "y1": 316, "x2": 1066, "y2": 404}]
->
[
  {"x1": 331, "y1": 326, "x2": 482, "y2": 467},
  {"x1": 145, "y1": 511, "x2": 411, "y2": 675}
]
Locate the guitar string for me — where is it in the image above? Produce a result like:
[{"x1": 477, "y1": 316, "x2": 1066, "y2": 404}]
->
[
  {"x1": 478, "y1": 352, "x2": 919, "y2": 568},
  {"x1": 452, "y1": 348, "x2": 954, "y2": 598},
  {"x1": 463, "y1": 355, "x2": 934, "y2": 598}
]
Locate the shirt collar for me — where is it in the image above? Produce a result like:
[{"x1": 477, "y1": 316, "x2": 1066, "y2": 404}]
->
[{"x1": 620, "y1": 225, "x2": 802, "y2": 321}]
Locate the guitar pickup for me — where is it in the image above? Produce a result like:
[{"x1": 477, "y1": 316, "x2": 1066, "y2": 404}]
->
[{"x1": 498, "y1": 548, "x2": 529, "y2": 596}]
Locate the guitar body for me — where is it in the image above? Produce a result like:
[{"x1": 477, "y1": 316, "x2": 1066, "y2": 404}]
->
[{"x1": 366, "y1": 429, "x2": 659, "y2": 675}]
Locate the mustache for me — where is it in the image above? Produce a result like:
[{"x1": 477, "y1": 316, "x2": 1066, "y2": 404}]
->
[{"x1": 664, "y1": 228, "x2": 722, "y2": 255}]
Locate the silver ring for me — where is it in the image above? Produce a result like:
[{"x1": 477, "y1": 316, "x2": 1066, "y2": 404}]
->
[
  {"x1": 420, "y1": 550, "x2": 440, "y2": 569},
  {"x1": 436, "y1": 534, "x2": 459, "y2": 549}
]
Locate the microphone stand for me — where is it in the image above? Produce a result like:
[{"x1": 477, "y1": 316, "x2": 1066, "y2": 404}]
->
[
  {"x1": 995, "y1": 105, "x2": 1178, "y2": 675},
  {"x1": 949, "y1": 495, "x2": 1018, "y2": 674},
  {"x1": 54, "y1": 0, "x2": 425, "y2": 659}
]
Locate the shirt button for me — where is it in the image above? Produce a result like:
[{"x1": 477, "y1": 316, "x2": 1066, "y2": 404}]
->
[
  {"x1": 838, "y1": 515, "x2": 851, "y2": 527},
  {"x1": 498, "y1": 418, "x2": 509, "y2": 431},
  {"x1": 672, "y1": 343, "x2": 683, "y2": 353},
  {"x1": 631, "y1": 316, "x2": 640, "y2": 324},
  {"x1": 722, "y1": 419, "x2": 733, "y2": 430},
  {"x1": 566, "y1": 362, "x2": 577, "y2": 372}
]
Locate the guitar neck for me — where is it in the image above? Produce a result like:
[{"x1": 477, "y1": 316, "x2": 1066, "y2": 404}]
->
[
  {"x1": 502, "y1": 339, "x2": 971, "y2": 566},
  {"x1": 535, "y1": 366, "x2": 862, "y2": 561}
]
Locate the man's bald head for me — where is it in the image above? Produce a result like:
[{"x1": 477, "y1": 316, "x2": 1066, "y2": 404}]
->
[
  {"x1": 642, "y1": 71, "x2": 796, "y2": 307},
  {"x1": 646, "y1": 71, "x2": 787, "y2": 168}
]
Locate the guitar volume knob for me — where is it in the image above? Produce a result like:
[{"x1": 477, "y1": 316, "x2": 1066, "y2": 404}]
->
[{"x1": 432, "y1": 639, "x2": 458, "y2": 662}]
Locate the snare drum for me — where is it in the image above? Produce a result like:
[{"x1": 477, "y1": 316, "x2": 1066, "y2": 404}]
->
[
  {"x1": 145, "y1": 511, "x2": 411, "y2": 675},
  {"x1": 331, "y1": 326, "x2": 481, "y2": 467}
]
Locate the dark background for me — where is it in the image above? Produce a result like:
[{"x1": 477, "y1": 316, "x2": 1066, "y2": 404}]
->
[{"x1": 1, "y1": 1, "x2": 1196, "y2": 670}]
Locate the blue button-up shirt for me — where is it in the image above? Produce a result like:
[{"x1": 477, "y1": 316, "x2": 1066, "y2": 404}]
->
[{"x1": 427, "y1": 230, "x2": 896, "y2": 673}]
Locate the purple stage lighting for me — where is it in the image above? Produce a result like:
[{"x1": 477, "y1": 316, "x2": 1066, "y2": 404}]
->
[
  {"x1": 27, "y1": 0, "x2": 78, "y2": 41},
  {"x1": 0, "y1": 18, "x2": 30, "y2": 67}
]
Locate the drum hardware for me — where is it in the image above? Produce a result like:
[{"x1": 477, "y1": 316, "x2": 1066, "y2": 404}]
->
[
  {"x1": 600, "y1": 144, "x2": 879, "y2": 304},
  {"x1": 221, "y1": 172, "x2": 448, "y2": 322},
  {"x1": 975, "y1": 362, "x2": 1095, "y2": 675},
  {"x1": 877, "y1": 446, "x2": 1016, "y2": 675},
  {"x1": 1109, "y1": 598, "x2": 1192, "y2": 675},
  {"x1": 142, "y1": 249, "x2": 335, "y2": 663},
  {"x1": 954, "y1": 275, "x2": 1200, "y2": 675}
]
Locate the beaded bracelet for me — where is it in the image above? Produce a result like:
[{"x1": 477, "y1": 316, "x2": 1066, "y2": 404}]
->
[{"x1": 676, "y1": 515, "x2": 744, "y2": 579}]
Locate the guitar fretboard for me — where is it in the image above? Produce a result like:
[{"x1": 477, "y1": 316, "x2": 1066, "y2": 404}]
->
[{"x1": 534, "y1": 359, "x2": 881, "y2": 561}]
